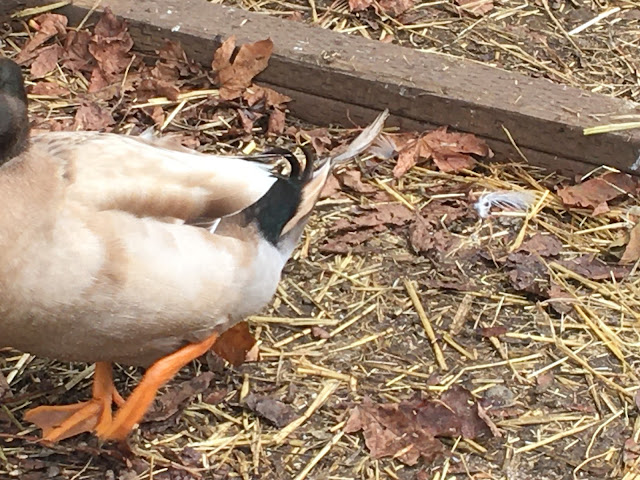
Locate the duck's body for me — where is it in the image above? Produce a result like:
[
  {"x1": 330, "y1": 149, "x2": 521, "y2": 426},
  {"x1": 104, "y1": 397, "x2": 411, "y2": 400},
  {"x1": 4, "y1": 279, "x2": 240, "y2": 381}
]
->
[
  {"x1": 1, "y1": 132, "x2": 289, "y2": 366},
  {"x1": 0, "y1": 57, "x2": 387, "y2": 442},
  {"x1": 0, "y1": 132, "x2": 290, "y2": 365}
]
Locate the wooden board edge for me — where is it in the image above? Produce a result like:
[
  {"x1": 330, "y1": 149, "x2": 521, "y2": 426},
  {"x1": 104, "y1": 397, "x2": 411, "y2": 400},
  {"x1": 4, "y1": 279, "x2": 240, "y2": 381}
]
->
[{"x1": 6, "y1": 0, "x2": 640, "y2": 177}]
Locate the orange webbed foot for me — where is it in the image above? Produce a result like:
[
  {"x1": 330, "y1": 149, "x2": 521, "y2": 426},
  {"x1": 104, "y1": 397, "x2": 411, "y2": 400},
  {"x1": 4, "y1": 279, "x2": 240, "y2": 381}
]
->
[
  {"x1": 24, "y1": 362, "x2": 119, "y2": 442},
  {"x1": 97, "y1": 332, "x2": 220, "y2": 442}
]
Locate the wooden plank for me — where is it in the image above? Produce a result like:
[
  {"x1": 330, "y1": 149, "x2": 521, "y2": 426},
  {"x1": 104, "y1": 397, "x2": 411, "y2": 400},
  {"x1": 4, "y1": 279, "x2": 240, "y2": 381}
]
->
[
  {"x1": 275, "y1": 86, "x2": 591, "y2": 177},
  {"x1": 9, "y1": 0, "x2": 640, "y2": 175}
]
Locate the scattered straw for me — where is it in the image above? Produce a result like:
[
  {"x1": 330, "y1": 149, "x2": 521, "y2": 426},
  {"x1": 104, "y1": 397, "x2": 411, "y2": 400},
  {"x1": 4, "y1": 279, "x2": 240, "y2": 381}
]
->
[{"x1": 2, "y1": 4, "x2": 640, "y2": 478}]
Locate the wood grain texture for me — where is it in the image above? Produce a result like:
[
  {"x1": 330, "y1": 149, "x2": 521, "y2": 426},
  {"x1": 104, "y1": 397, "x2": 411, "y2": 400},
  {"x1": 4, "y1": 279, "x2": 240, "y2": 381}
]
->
[{"x1": 9, "y1": 0, "x2": 640, "y2": 175}]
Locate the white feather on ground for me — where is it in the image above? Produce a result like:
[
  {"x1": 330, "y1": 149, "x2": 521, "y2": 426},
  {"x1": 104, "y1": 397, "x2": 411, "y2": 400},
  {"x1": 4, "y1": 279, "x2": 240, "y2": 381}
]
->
[{"x1": 474, "y1": 190, "x2": 537, "y2": 218}]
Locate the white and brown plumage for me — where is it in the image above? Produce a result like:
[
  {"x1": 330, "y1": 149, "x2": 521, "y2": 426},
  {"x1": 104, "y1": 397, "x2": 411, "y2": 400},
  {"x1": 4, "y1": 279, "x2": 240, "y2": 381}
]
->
[{"x1": 0, "y1": 57, "x2": 388, "y2": 442}]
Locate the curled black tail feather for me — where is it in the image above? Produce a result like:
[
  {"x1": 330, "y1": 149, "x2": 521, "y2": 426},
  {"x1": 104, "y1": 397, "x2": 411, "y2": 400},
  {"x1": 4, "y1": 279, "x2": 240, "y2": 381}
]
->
[
  {"x1": 243, "y1": 146, "x2": 316, "y2": 245},
  {"x1": 262, "y1": 146, "x2": 314, "y2": 182}
]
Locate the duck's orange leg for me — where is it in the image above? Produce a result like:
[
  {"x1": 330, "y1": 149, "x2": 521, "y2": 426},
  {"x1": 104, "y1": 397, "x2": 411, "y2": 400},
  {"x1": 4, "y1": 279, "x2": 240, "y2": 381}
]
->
[
  {"x1": 24, "y1": 362, "x2": 120, "y2": 442},
  {"x1": 97, "y1": 332, "x2": 219, "y2": 442}
]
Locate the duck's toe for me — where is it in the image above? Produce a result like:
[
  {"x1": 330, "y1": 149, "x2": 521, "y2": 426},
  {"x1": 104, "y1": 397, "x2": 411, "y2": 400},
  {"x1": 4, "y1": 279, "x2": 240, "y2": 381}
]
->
[
  {"x1": 25, "y1": 399, "x2": 106, "y2": 442},
  {"x1": 24, "y1": 362, "x2": 119, "y2": 442}
]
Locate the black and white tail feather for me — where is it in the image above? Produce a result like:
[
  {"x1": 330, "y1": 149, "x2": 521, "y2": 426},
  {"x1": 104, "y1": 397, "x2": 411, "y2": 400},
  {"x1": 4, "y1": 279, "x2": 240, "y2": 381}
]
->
[{"x1": 244, "y1": 110, "x2": 389, "y2": 253}]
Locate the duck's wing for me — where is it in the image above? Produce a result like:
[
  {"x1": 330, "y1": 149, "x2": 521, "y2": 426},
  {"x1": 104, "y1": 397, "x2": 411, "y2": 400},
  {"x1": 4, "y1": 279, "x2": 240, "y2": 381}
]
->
[{"x1": 32, "y1": 131, "x2": 280, "y2": 223}]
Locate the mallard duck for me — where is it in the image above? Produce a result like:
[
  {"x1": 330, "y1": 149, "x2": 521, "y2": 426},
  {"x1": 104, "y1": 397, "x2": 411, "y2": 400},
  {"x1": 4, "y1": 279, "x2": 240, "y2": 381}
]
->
[{"x1": 0, "y1": 57, "x2": 388, "y2": 442}]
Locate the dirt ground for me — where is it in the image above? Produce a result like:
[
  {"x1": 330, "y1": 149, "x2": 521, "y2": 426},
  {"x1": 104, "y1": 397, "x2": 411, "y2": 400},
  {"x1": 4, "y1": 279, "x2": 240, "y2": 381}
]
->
[{"x1": 1, "y1": 1, "x2": 640, "y2": 480}]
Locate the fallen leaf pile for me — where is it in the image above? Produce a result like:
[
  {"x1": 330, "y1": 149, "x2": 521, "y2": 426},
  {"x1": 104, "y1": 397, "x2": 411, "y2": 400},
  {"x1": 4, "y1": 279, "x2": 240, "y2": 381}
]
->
[
  {"x1": 19, "y1": 9, "x2": 134, "y2": 102},
  {"x1": 345, "y1": 386, "x2": 493, "y2": 465},
  {"x1": 321, "y1": 202, "x2": 415, "y2": 253},
  {"x1": 499, "y1": 233, "x2": 631, "y2": 303},
  {"x1": 319, "y1": 153, "x2": 475, "y2": 255},
  {"x1": 18, "y1": 8, "x2": 288, "y2": 135},
  {"x1": 409, "y1": 198, "x2": 469, "y2": 256},
  {"x1": 392, "y1": 127, "x2": 493, "y2": 178}
]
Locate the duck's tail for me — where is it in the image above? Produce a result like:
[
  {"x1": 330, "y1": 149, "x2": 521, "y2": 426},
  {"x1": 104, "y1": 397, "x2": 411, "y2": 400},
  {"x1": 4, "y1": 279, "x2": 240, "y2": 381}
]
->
[
  {"x1": 275, "y1": 109, "x2": 389, "y2": 257},
  {"x1": 231, "y1": 110, "x2": 388, "y2": 255},
  {"x1": 236, "y1": 146, "x2": 315, "y2": 246}
]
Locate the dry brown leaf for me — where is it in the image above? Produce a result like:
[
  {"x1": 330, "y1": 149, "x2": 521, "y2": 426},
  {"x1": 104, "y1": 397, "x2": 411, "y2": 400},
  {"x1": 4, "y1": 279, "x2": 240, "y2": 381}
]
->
[
  {"x1": 332, "y1": 204, "x2": 413, "y2": 232},
  {"x1": 477, "y1": 326, "x2": 508, "y2": 337},
  {"x1": 536, "y1": 371, "x2": 554, "y2": 391},
  {"x1": 348, "y1": 0, "x2": 374, "y2": 11},
  {"x1": 212, "y1": 321, "x2": 258, "y2": 367},
  {"x1": 409, "y1": 210, "x2": 463, "y2": 255},
  {"x1": 476, "y1": 404, "x2": 502, "y2": 437},
  {"x1": 321, "y1": 196, "x2": 416, "y2": 252},
  {"x1": 212, "y1": 36, "x2": 236, "y2": 72},
  {"x1": 146, "y1": 105, "x2": 165, "y2": 127},
  {"x1": 244, "y1": 85, "x2": 291, "y2": 108},
  {"x1": 506, "y1": 252, "x2": 548, "y2": 295},
  {"x1": 311, "y1": 326, "x2": 331, "y2": 339},
  {"x1": 300, "y1": 128, "x2": 332, "y2": 155},
  {"x1": 557, "y1": 172, "x2": 638, "y2": 210},
  {"x1": 394, "y1": 127, "x2": 491, "y2": 177},
  {"x1": 423, "y1": 127, "x2": 491, "y2": 173},
  {"x1": 146, "y1": 372, "x2": 215, "y2": 422},
  {"x1": 393, "y1": 144, "x2": 418, "y2": 178},
  {"x1": 547, "y1": 284, "x2": 573, "y2": 314},
  {"x1": 30, "y1": 44, "x2": 63, "y2": 78},
  {"x1": 339, "y1": 169, "x2": 376, "y2": 194},
  {"x1": 244, "y1": 393, "x2": 298, "y2": 428},
  {"x1": 204, "y1": 388, "x2": 228, "y2": 405},
  {"x1": 624, "y1": 438, "x2": 640, "y2": 466},
  {"x1": 320, "y1": 230, "x2": 379, "y2": 253},
  {"x1": 136, "y1": 78, "x2": 180, "y2": 101},
  {"x1": 16, "y1": 13, "x2": 68, "y2": 62},
  {"x1": 379, "y1": 0, "x2": 415, "y2": 15},
  {"x1": 62, "y1": 30, "x2": 93, "y2": 73},
  {"x1": 516, "y1": 233, "x2": 562, "y2": 256},
  {"x1": 432, "y1": 152, "x2": 476, "y2": 173},
  {"x1": 456, "y1": 0, "x2": 494, "y2": 15},
  {"x1": 320, "y1": 174, "x2": 342, "y2": 199},
  {"x1": 345, "y1": 387, "x2": 491, "y2": 465},
  {"x1": 620, "y1": 223, "x2": 640, "y2": 265},
  {"x1": 559, "y1": 255, "x2": 630, "y2": 281},
  {"x1": 268, "y1": 108, "x2": 286, "y2": 135},
  {"x1": 423, "y1": 127, "x2": 491, "y2": 156},
  {"x1": 88, "y1": 68, "x2": 109, "y2": 93},
  {"x1": 72, "y1": 102, "x2": 115, "y2": 131},
  {"x1": 411, "y1": 227, "x2": 459, "y2": 255},
  {"x1": 237, "y1": 109, "x2": 256, "y2": 133},
  {"x1": 155, "y1": 40, "x2": 199, "y2": 78},
  {"x1": 88, "y1": 8, "x2": 134, "y2": 91},
  {"x1": 592, "y1": 201, "x2": 610, "y2": 216},
  {"x1": 213, "y1": 36, "x2": 274, "y2": 100}
]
